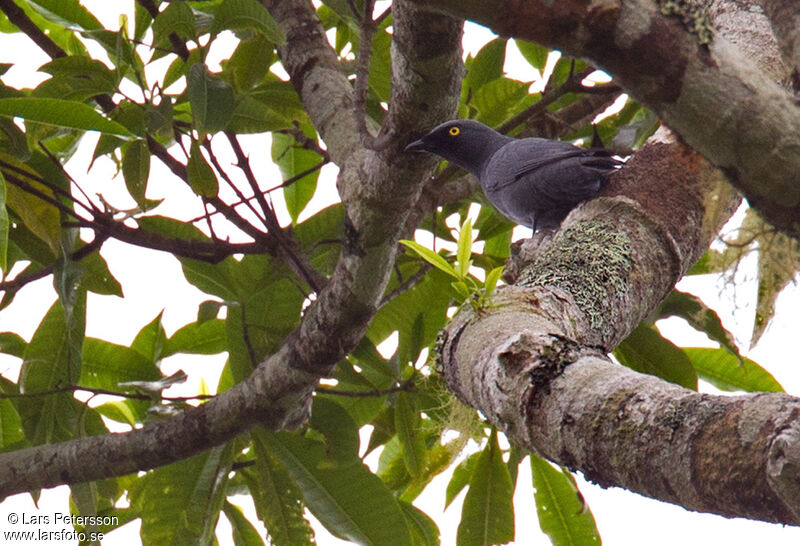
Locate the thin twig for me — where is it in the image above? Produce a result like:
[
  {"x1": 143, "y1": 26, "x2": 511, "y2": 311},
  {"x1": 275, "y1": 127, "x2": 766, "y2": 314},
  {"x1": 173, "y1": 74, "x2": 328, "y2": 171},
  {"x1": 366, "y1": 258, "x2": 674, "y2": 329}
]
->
[
  {"x1": 317, "y1": 381, "x2": 413, "y2": 398},
  {"x1": 0, "y1": 383, "x2": 214, "y2": 402}
]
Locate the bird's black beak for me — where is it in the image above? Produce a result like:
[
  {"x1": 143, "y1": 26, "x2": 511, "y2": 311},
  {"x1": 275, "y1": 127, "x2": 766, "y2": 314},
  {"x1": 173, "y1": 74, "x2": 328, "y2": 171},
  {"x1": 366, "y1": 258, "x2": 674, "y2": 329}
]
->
[{"x1": 404, "y1": 137, "x2": 428, "y2": 153}]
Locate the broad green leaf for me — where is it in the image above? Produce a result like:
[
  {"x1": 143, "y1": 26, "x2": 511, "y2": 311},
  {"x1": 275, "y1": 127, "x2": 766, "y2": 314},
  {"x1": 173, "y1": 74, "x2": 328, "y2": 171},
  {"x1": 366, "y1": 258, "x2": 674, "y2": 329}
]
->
[
  {"x1": 134, "y1": 445, "x2": 234, "y2": 545},
  {"x1": 531, "y1": 456, "x2": 601, "y2": 546},
  {"x1": 222, "y1": 501, "x2": 266, "y2": 546},
  {"x1": 4, "y1": 162, "x2": 62, "y2": 253},
  {"x1": 0, "y1": 170, "x2": 7, "y2": 272},
  {"x1": 212, "y1": 0, "x2": 286, "y2": 44},
  {"x1": 395, "y1": 391, "x2": 426, "y2": 478},
  {"x1": 463, "y1": 38, "x2": 507, "y2": 102},
  {"x1": 164, "y1": 319, "x2": 227, "y2": 356},
  {"x1": 187, "y1": 140, "x2": 219, "y2": 197},
  {"x1": 472, "y1": 77, "x2": 530, "y2": 127},
  {"x1": 122, "y1": 139, "x2": 150, "y2": 207},
  {"x1": 37, "y1": 56, "x2": 119, "y2": 97},
  {"x1": 457, "y1": 430, "x2": 515, "y2": 546},
  {"x1": 0, "y1": 115, "x2": 31, "y2": 160},
  {"x1": 248, "y1": 429, "x2": 315, "y2": 546},
  {"x1": 515, "y1": 39, "x2": 550, "y2": 70},
  {"x1": 0, "y1": 98, "x2": 135, "y2": 138},
  {"x1": 81, "y1": 250, "x2": 123, "y2": 297},
  {"x1": 684, "y1": 347, "x2": 784, "y2": 393},
  {"x1": 484, "y1": 267, "x2": 504, "y2": 299},
  {"x1": 457, "y1": 218, "x2": 473, "y2": 279},
  {"x1": 271, "y1": 131, "x2": 320, "y2": 223},
  {"x1": 187, "y1": 64, "x2": 236, "y2": 134},
  {"x1": 18, "y1": 297, "x2": 88, "y2": 445},
  {"x1": 614, "y1": 323, "x2": 698, "y2": 390},
  {"x1": 81, "y1": 338, "x2": 161, "y2": 391},
  {"x1": 400, "y1": 240, "x2": 457, "y2": 278},
  {"x1": 229, "y1": 95, "x2": 294, "y2": 134},
  {"x1": 445, "y1": 452, "x2": 480, "y2": 509},
  {"x1": 264, "y1": 429, "x2": 412, "y2": 545},
  {"x1": 152, "y1": 2, "x2": 196, "y2": 45},
  {"x1": 400, "y1": 501, "x2": 440, "y2": 546},
  {"x1": 198, "y1": 300, "x2": 224, "y2": 323},
  {"x1": 224, "y1": 33, "x2": 274, "y2": 90},
  {"x1": 369, "y1": 266, "x2": 452, "y2": 358},
  {"x1": 367, "y1": 29, "x2": 392, "y2": 103},
  {"x1": 27, "y1": 0, "x2": 103, "y2": 31},
  {"x1": 0, "y1": 331, "x2": 27, "y2": 358},
  {"x1": 657, "y1": 290, "x2": 741, "y2": 362},
  {"x1": 130, "y1": 312, "x2": 167, "y2": 364},
  {"x1": 0, "y1": 395, "x2": 25, "y2": 452},
  {"x1": 309, "y1": 397, "x2": 360, "y2": 462}
]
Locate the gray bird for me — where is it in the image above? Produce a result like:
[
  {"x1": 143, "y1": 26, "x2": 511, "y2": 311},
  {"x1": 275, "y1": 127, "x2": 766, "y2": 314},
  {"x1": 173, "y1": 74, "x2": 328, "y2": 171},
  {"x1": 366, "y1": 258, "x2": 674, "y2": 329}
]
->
[{"x1": 405, "y1": 119, "x2": 622, "y2": 231}]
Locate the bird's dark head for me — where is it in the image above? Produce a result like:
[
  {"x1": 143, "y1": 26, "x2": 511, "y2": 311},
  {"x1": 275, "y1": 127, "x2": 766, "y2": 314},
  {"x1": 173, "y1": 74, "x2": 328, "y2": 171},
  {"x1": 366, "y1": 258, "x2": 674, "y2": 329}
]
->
[{"x1": 404, "y1": 119, "x2": 510, "y2": 178}]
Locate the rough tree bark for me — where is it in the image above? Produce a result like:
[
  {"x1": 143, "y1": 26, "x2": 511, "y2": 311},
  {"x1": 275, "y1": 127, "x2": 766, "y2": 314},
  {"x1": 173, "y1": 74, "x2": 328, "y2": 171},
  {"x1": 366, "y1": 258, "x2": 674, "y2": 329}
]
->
[
  {"x1": 0, "y1": 0, "x2": 464, "y2": 497},
  {"x1": 2, "y1": 0, "x2": 800, "y2": 529}
]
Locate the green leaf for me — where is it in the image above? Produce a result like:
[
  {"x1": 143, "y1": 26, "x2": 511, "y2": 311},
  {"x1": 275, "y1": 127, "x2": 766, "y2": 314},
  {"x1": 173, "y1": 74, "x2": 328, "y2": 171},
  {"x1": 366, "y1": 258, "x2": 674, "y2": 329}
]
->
[
  {"x1": 263, "y1": 429, "x2": 412, "y2": 545},
  {"x1": 134, "y1": 445, "x2": 233, "y2": 545},
  {"x1": 223, "y1": 501, "x2": 266, "y2": 546},
  {"x1": 472, "y1": 77, "x2": 530, "y2": 127},
  {"x1": 463, "y1": 38, "x2": 507, "y2": 101},
  {"x1": 515, "y1": 39, "x2": 550, "y2": 70},
  {"x1": 271, "y1": 131, "x2": 320, "y2": 223},
  {"x1": 0, "y1": 116, "x2": 31, "y2": 160},
  {"x1": 457, "y1": 430, "x2": 515, "y2": 546},
  {"x1": 81, "y1": 338, "x2": 162, "y2": 392},
  {"x1": 164, "y1": 319, "x2": 227, "y2": 356},
  {"x1": 446, "y1": 452, "x2": 480, "y2": 509},
  {"x1": 614, "y1": 323, "x2": 698, "y2": 390},
  {"x1": 0, "y1": 98, "x2": 135, "y2": 138},
  {"x1": 187, "y1": 140, "x2": 219, "y2": 197},
  {"x1": 0, "y1": 394, "x2": 25, "y2": 452},
  {"x1": 367, "y1": 29, "x2": 392, "y2": 103},
  {"x1": 212, "y1": 0, "x2": 286, "y2": 44},
  {"x1": 18, "y1": 297, "x2": 87, "y2": 445},
  {"x1": 247, "y1": 429, "x2": 315, "y2": 546},
  {"x1": 400, "y1": 240, "x2": 457, "y2": 278},
  {"x1": 229, "y1": 95, "x2": 294, "y2": 134},
  {"x1": 81, "y1": 250, "x2": 123, "y2": 297},
  {"x1": 152, "y1": 2, "x2": 196, "y2": 45},
  {"x1": 0, "y1": 332, "x2": 27, "y2": 358},
  {"x1": 483, "y1": 267, "x2": 504, "y2": 299},
  {"x1": 0, "y1": 170, "x2": 7, "y2": 272},
  {"x1": 309, "y1": 397, "x2": 360, "y2": 462},
  {"x1": 400, "y1": 501, "x2": 440, "y2": 546},
  {"x1": 657, "y1": 290, "x2": 741, "y2": 362},
  {"x1": 187, "y1": 64, "x2": 236, "y2": 134},
  {"x1": 531, "y1": 456, "x2": 601, "y2": 546},
  {"x1": 395, "y1": 391, "x2": 426, "y2": 478},
  {"x1": 684, "y1": 347, "x2": 784, "y2": 393},
  {"x1": 122, "y1": 139, "x2": 150, "y2": 207},
  {"x1": 130, "y1": 312, "x2": 167, "y2": 364},
  {"x1": 456, "y1": 218, "x2": 473, "y2": 280},
  {"x1": 224, "y1": 33, "x2": 274, "y2": 90},
  {"x1": 27, "y1": 0, "x2": 103, "y2": 31}
]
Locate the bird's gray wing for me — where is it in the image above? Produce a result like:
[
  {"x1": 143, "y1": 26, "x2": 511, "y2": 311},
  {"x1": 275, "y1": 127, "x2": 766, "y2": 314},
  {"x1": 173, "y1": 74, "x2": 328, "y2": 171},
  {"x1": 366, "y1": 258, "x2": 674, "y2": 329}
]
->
[{"x1": 490, "y1": 149, "x2": 588, "y2": 190}]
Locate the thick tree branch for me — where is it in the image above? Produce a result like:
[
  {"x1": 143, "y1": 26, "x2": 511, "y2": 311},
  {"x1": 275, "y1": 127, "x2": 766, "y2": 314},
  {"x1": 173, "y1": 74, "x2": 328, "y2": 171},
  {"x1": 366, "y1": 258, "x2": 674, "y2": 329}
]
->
[
  {"x1": 0, "y1": 0, "x2": 465, "y2": 496},
  {"x1": 757, "y1": 0, "x2": 800, "y2": 86},
  {"x1": 434, "y1": 128, "x2": 800, "y2": 523},
  {"x1": 408, "y1": 0, "x2": 800, "y2": 238}
]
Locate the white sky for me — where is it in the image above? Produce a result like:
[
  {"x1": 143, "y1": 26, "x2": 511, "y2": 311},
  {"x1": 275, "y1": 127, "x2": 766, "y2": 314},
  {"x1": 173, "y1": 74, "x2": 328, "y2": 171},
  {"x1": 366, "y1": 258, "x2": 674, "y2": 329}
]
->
[{"x1": 0, "y1": 2, "x2": 799, "y2": 545}]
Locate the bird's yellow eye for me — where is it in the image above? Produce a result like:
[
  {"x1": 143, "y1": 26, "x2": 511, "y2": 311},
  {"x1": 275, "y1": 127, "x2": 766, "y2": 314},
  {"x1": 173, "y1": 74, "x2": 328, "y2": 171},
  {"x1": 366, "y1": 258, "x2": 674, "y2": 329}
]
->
[{"x1": 448, "y1": 126, "x2": 460, "y2": 136}]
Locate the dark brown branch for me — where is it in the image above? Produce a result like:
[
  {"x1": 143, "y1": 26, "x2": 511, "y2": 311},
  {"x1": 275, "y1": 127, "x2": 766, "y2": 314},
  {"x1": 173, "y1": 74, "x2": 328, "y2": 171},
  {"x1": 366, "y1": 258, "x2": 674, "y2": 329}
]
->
[
  {"x1": 318, "y1": 381, "x2": 413, "y2": 398},
  {"x1": 0, "y1": 0, "x2": 65, "y2": 59},
  {"x1": 0, "y1": 383, "x2": 214, "y2": 403},
  {"x1": 134, "y1": 0, "x2": 190, "y2": 61}
]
